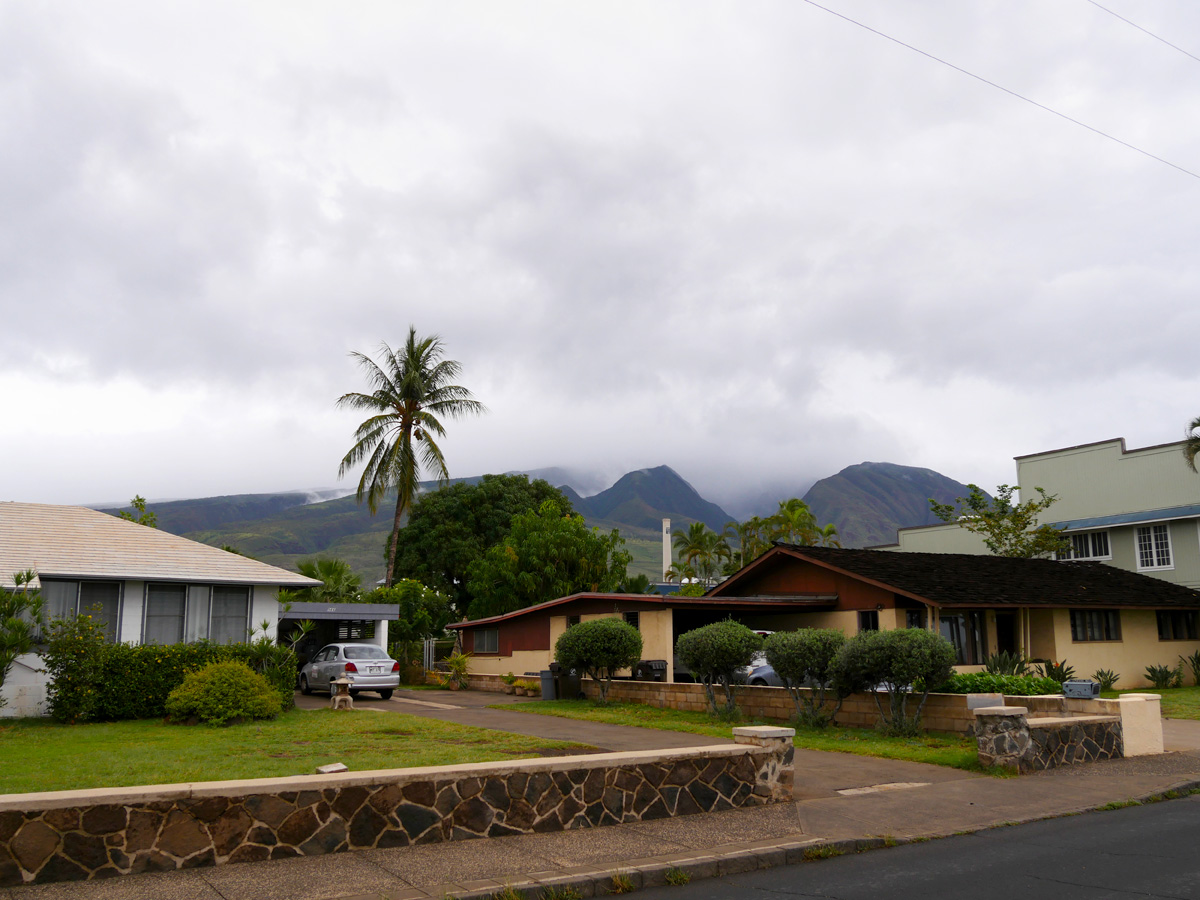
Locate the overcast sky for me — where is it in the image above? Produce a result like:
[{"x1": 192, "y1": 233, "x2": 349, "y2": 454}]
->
[{"x1": 3, "y1": 1, "x2": 1199, "y2": 514}]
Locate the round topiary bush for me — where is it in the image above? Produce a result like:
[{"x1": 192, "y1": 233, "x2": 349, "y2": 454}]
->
[
  {"x1": 554, "y1": 616, "x2": 643, "y2": 703},
  {"x1": 165, "y1": 660, "x2": 283, "y2": 726},
  {"x1": 675, "y1": 620, "x2": 763, "y2": 716}
]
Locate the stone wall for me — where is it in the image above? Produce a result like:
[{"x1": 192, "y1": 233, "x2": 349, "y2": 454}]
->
[
  {"x1": 974, "y1": 706, "x2": 1123, "y2": 772},
  {"x1": 0, "y1": 728, "x2": 793, "y2": 887}
]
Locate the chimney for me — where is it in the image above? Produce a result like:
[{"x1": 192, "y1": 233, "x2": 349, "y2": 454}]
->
[{"x1": 662, "y1": 518, "x2": 671, "y2": 581}]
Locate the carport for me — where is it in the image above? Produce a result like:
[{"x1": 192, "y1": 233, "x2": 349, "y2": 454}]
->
[{"x1": 277, "y1": 601, "x2": 400, "y2": 669}]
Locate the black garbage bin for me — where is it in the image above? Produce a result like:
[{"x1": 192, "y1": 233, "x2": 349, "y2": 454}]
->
[
  {"x1": 550, "y1": 662, "x2": 583, "y2": 700},
  {"x1": 633, "y1": 659, "x2": 667, "y2": 682}
]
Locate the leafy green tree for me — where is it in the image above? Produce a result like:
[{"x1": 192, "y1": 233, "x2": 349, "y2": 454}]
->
[
  {"x1": 118, "y1": 495, "x2": 157, "y2": 528},
  {"x1": 723, "y1": 516, "x2": 771, "y2": 570},
  {"x1": 0, "y1": 571, "x2": 43, "y2": 711},
  {"x1": 763, "y1": 629, "x2": 847, "y2": 727},
  {"x1": 675, "y1": 620, "x2": 763, "y2": 716},
  {"x1": 465, "y1": 499, "x2": 631, "y2": 619},
  {"x1": 1185, "y1": 416, "x2": 1200, "y2": 473},
  {"x1": 365, "y1": 579, "x2": 451, "y2": 663},
  {"x1": 768, "y1": 498, "x2": 818, "y2": 545},
  {"x1": 929, "y1": 483, "x2": 1069, "y2": 558},
  {"x1": 814, "y1": 523, "x2": 841, "y2": 547},
  {"x1": 392, "y1": 474, "x2": 572, "y2": 613},
  {"x1": 337, "y1": 327, "x2": 486, "y2": 586},
  {"x1": 295, "y1": 557, "x2": 363, "y2": 603},
  {"x1": 554, "y1": 617, "x2": 643, "y2": 704},
  {"x1": 616, "y1": 573, "x2": 657, "y2": 595},
  {"x1": 672, "y1": 522, "x2": 731, "y2": 587}
]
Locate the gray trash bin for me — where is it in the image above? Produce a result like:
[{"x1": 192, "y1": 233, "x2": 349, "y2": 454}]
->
[{"x1": 540, "y1": 670, "x2": 557, "y2": 700}]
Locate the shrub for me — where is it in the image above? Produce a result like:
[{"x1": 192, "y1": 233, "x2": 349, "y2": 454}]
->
[
  {"x1": 831, "y1": 628, "x2": 956, "y2": 736},
  {"x1": 42, "y1": 612, "x2": 109, "y2": 723},
  {"x1": 1037, "y1": 659, "x2": 1076, "y2": 685},
  {"x1": 440, "y1": 651, "x2": 472, "y2": 689},
  {"x1": 554, "y1": 617, "x2": 643, "y2": 704},
  {"x1": 1180, "y1": 650, "x2": 1200, "y2": 686},
  {"x1": 0, "y1": 571, "x2": 42, "y2": 711},
  {"x1": 1145, "y1": 663, "x2": 1183, "y2": 689},
  {"x1": 763, "y1": 629, "x2": 847, "y2": 727},
  {"x1": 983, "y1": 651, "x2": 1031, "y2": 676},
  {"x1": 43, "y1": 612, "x2": 298, "y2": 723},
  {"x1": 165, "y1": 660, "x2": 282, "y2": 726},
  {"x1": 935, "y1": 673, "x2": 1062, "y2": 696},
  {"x1": 1093, "y1": 668, "x2": 1120, "y2": 692},
  {"x1": 675, "y1": 620, "x2": 762, "y2": 717}
]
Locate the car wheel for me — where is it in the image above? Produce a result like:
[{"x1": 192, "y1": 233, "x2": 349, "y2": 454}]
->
[
  {"x1": 378, "y1": 689, "x2": 393, "y2": 700},
  {"x1": 349, "y1": 689, "x2": 360, "y2": 697},
  {"x1": 750, "y1": 678, "x2": 767, "y2": 686},
  {"x1": 300, "y1": 674, "x2": 311, "y2": 695}
]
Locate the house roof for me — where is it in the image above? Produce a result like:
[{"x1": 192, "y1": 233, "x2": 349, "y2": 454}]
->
[
  {"x1": 0, "y1": 502, "x2": 321, "y2": 589},
  {"x1": 710, "y1": 544, "x2": 1200, "y2": 610},
  {"x1": 1049, "y1": 503, "x2": 1200, "y2": 531},
  {"x1": 447, "y1": 591, "x2": 836, "y2": 630}
]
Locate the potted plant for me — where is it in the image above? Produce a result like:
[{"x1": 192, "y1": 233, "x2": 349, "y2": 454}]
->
[
  {"x1": 439, "y1": 652, "x2": 471, "y2": 691},
  {"x1": 501, "y1": 672, "x2": 518, "y2": 695}
]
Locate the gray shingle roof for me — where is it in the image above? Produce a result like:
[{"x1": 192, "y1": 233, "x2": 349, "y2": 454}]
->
[{"x1": 0, "y1": 502, "x2": 321, "y2": 588}]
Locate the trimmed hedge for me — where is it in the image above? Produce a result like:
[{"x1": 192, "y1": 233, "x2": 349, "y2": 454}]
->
[
  {"x1": 554, "y1": 617, "x2": 643, "y2": 703},
  {"x1": 935, "y1": 672, "x2": 1062, "y2": 696},
  {"x1": 43, "y1": 614, "x2": 297, "y2": 723}
]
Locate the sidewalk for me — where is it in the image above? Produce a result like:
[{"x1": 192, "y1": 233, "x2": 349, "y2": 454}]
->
[{"x1": 9, "y1": 703, "x2": 1200, "y2": 900}]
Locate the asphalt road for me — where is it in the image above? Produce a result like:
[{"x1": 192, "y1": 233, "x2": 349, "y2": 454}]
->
[{"x1": 639, "y1": 794, "x2": 1200, "y2": 900}]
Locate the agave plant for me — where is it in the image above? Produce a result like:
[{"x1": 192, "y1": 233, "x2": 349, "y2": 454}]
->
[{"x1": 984, "y1": 650, "x2": 1031, "y2": 676}]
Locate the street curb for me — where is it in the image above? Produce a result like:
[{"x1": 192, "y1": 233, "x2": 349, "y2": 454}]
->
[{"x1": 399, "y1": 779, "x2": 1200, "y2": 900}]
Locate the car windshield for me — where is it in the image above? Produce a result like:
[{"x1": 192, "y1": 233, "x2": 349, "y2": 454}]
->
[{"x1": 343, "y1": 645, "x2": 389, "y2": 660}]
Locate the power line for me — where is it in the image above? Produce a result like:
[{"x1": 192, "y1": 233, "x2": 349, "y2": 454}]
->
[
  {"x1": 799, "y1": 0, "x2": 1200, "y2": 181},
  {"x1": 1085, "y1": 0, "x2": 1200, "y2": 66}
]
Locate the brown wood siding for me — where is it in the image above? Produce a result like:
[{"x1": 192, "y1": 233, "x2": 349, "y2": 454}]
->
[
  {"x1": 464, "y1": 615, "x2": 552, "y2": 656},
  {"x1": 730, "y1": 557, "x2": 896, "y2": 610}
]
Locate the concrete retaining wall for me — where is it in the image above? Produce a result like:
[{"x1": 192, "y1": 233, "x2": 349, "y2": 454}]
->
[
  {"x1": 975, "y1": 706, "x2": 1123, "y2": 772},
  {"x1": 0, "y1": 727, "x2": 794, "y2": 887}
]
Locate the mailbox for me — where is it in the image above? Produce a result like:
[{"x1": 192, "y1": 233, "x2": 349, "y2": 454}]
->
[{"x1": 1062, "y1": 679, "x2": 1100, "y2": 698}]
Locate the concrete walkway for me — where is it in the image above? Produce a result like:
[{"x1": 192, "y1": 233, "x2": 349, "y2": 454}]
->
[{"x1": 9, "y1": 700, "x2": 1200, "y2": 900}]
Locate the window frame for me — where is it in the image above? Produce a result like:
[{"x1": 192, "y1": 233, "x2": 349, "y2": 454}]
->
[
  {"x1": 939, "y1": 610, "x2": 987, "y2": 666},
  {"x1": 623, "y1": 611, "x2": 640, "y2": 630},
  {"x1": 858, "y1": 610, "x2": 879, "y2": 632},
  {"x1": 475, "y1": 628, "x2": 499, "y2": 654},
  {"x1": 1136, "y1": 524, "x2": 1173, "y2": 571},
  {"x1": 1069, "y1": 609, "x2": 1122, "y2": 642},
  {"x1": 40, "y1": 579, "x2": 123, "y2": 642},
  {"x1": 141, "y1": 582, "x2": 251, "y2": 645},
  {"x1": 1056, "y1": 531, "x2": 1112, "y2": 561},
  {"x1": 1157, "y1": 610, "x2": 1199, "y2": 641}
]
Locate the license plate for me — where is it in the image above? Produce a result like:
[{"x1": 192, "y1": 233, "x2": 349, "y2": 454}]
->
[{"x1": 369, "y1": 666, "x2": 381, "y2": 674}]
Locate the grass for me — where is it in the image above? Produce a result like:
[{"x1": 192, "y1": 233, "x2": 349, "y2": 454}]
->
[
  {"x1": 1112, "y1": 685, "x2": 1200, "y2": 720},
  {"x1": 0, "y1": 709, "x2": 592, "y2": 795},
  {"x1": 488, "y1": 700, "x2": 984, "y2": 771}
]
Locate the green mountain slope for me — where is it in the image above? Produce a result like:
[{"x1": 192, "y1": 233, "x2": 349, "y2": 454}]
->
[
  {"x1": 573, "y1": 466, "x2": 731, "y2": 534},
  {"x1": 802, "y1": 462, "x2": 983, "y2": 548}
]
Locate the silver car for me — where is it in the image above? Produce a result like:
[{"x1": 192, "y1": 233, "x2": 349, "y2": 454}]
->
[{"x1": 298, "y1": 643, "x2": 399, "y2": 699}]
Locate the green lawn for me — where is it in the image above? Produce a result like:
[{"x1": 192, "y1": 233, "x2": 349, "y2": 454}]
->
[
  {"x1": 490, "y1": 700, "x2": 983, "y2": 772},
  {"x1": 1115, "y1": 685, "x2": 1200, "y2": 720},
  {"x1": 0, "y1": 709, "x2": 591, "y2": 795}
]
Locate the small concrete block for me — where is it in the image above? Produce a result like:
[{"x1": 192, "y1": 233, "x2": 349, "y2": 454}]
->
[
  {"x1": 753, "y1": 847, "x2": 787, "y2": 869},
  {"x1": 671, "y1": 856, "x2": 720, "y2": 880},
  {"x1": 974, "y1": 706, "x2": 1026, "y2": 717},
  {"x1": 316, "y1": 763, "x2": 350, "y2": 774},
  {"x1": 630, "y1": 861, "x2": 673, "y2": 888},
  {"x1": 531, "y1": 874, "x2": 596, "y2": 897},
  {"x1": 733, "y1": 726, "x2": 796, "y2": 742}
]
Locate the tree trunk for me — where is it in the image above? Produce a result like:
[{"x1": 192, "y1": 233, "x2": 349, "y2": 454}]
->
[{"x1": 386, "y1": 491, "x2": 405, "y2": 587}]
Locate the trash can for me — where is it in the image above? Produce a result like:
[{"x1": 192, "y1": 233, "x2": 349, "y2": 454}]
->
[
  {"x1": 633, "y1": 659, "x2": 667, "y2": 682},
  {"x1": 540, "y1": 670, "x2": 557, "y2": 700},
  {"x1": 551, "y1": 662, "x2": 583, "y2": 700}
]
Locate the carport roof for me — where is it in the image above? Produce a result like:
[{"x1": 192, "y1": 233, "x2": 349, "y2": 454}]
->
[{"x1": 279, "y1": 601, "x2": 400, "y2": 621}]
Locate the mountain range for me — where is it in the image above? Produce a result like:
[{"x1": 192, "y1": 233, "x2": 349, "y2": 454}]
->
[{"x1": 101, "y1": 462, "x2": 980, "y2": 583}]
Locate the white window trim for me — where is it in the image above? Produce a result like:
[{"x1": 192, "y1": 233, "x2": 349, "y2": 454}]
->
[
  {"x1": 1058, "y1": 530, "x2": 1112, "y2": 562},
  {"x1": 1135, "y1": 524, "x2": 1174, "y2": 571},
  {"x1": 140, "y1": 582, "x2": 251, "y2": 645},
  {"x1": 41, "y1": 579, "x2": 124, "y2": 641}
]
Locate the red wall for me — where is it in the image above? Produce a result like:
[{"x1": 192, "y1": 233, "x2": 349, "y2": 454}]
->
[{"x1": 721, "y1": 557, "x2": 896, "y2": 610}]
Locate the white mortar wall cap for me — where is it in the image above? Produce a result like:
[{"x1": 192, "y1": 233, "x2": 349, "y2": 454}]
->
[
  {"x1": 1120, "y1": 693, "x2": 1163, "y2": 700},
  {"x1": 973, "y1": 706, "x2": 1027, "y2": 716},
  {"x1": 733, "y1": 726, "x2": 796, "y2": 739}
]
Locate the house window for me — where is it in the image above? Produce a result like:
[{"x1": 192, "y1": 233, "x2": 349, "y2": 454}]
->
[
  {"x1": 566, "y1": 615, "x2": 581, "y2": 629},
  {"x1": 41, "y1": 580, "x2": 122, "y2": 642},
  {"x1": 1070, "y1": 610, "x2": 1121, "y2": 642},
  {"x1": 475, "y1": 628, "x2": 499, "y2": 653},
  {"x1": 623, "y1": 611, "x2": 640, "y2": 630},
  {"x1": 905, "y1": 609, "x2": 927, "y2": 629},
  {"x1": 1157, "y1": 610, "x2": 1199, "y2": 641},
  {"x1": 939, "y1": 611, "x2": 986, "y2": 665},
  {"x1": 144, "y1": 583, "x2": 252, "y2": 644},
  {"x1": 1056, "y1": 531, "x2": 1111, "y2": 561},
  {"x1": 1136, "y1": 524, "x2": 1172, "y2": 569},
  {"x1": 335, "y1": 620, "x2": 376, "y2": 641},
  {"x1": 858, "y1": 610, "x2": 879, "y2": 632}
]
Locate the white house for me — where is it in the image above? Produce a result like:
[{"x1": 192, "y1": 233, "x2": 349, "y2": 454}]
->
[{"x1": 0, "y1": 501, "x2": 320, "y2": 716}]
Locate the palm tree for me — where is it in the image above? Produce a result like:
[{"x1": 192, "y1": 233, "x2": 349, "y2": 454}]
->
[
  {"x1": 296, "y1": 558, "x2": 362, "y2": 603},
  {"x1": 338, "y1": 328, "x2": 486, "y2": 586},
  {"x1": 815, "y1": 523, "x2": 842, "y2": 547},
  {"x1": 672, "y1": 522, "x2": 731, "y2": 587},
  {"x1": 769, "y1": 498, "x2": 819, "y2": 546},
  {"x1": 724, "y1": 516, "x2": 771, "y2": 568},
  {"x1": 1185, "y1": 416, "x2": 1200, "y2": 473}
]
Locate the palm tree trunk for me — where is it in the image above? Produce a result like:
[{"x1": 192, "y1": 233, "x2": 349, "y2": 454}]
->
[{"x1": 386, "y1": 491, "x2": 405, "y2": 587}]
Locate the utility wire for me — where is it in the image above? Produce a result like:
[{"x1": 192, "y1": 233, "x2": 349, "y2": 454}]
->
[
  {"x1": 1085, "y1": 0, "x2": 1200, "y2": 66},
  {"x1": 799, "y1": 0, "x2": 1200, "y2": 181}
]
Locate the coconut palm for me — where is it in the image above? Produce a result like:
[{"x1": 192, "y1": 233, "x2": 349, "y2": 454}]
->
[
  {"x1": 672, "y1": 522, "x2": 731, "y2": 587},
  {"x1": 815, "y1": 523, "x2": 842, "y2": 547},
  {"x1": 1185, "y1": 416, "x2": 1200, "y2": 473},
  {"x1": 296, "y1": 558, "x2": 362, "y2": 603},
  {"x1": 337, "y1": 328, "x2": 485, "y2": 586}
]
